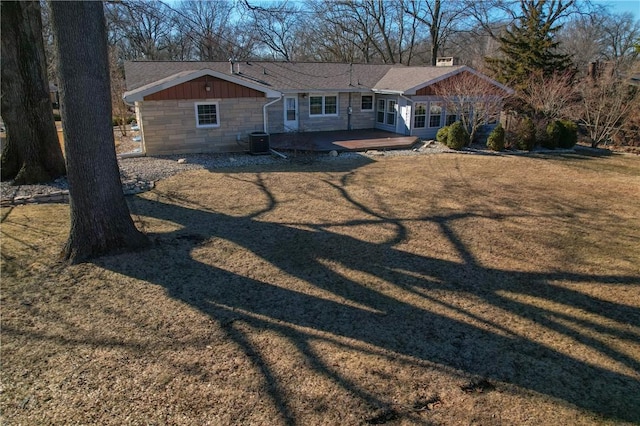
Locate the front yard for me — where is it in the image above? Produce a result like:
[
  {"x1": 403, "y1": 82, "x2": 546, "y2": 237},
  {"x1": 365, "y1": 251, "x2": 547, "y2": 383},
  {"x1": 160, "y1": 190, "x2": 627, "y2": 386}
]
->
[{"x1": 1, "y1": 152, "x2": 639, "y2": 425}]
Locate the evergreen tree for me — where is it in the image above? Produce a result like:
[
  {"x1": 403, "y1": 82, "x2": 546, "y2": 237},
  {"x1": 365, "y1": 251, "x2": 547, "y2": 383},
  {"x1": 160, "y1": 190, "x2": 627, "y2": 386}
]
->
[{"x1": 487, "y1": 0, "x2": 574, "y2": 89}]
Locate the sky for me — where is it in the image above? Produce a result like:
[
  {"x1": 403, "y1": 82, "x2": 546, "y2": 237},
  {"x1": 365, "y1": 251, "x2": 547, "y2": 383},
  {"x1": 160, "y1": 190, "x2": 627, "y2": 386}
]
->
[{"x1": 592, "y1": 0, "x2": 640, "y2": 18}]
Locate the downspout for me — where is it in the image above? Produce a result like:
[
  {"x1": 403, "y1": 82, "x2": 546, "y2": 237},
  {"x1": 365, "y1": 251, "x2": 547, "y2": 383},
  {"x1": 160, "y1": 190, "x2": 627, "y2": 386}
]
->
[
  {"x1": 122, "y1": 95, "x2": 146, "y2": 157},
  {"x1": 399, "y1": 94, "x2": 414, "y2": 136},
  {"x1": 263, "y1": 95, "x2": 283, "y2": 133},
  {"x1": 347, "y1": 92, "x2": 352, "y2": 130}
]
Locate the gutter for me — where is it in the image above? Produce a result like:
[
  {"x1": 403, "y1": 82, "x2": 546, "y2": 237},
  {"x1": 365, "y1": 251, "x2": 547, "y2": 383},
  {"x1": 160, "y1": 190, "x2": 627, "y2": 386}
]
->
[
  {"x1": 263, "y1": 95, "x2": 283, "y2": 133},
  {"x1": 123, "y1": 92, "x2": 135, "y2": 107},
  {"x1": 399, "y1": 94, "x2": 413, "y2": 104},
  {"x1": 371, "y1": 89, "x2": 405, "y2": 95}
]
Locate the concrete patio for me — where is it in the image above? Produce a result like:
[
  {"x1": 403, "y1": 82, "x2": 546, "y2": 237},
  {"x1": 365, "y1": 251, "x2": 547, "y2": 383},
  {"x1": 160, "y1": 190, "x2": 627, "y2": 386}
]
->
[{"x1": 269, "y1": 129, "x2": 420, "y2": 152}]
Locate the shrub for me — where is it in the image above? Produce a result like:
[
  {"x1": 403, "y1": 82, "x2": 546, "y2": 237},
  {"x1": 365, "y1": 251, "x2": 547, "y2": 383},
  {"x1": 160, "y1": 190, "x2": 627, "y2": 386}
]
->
[
  {"x1": 558, "y1": 120, "x2": 578, "y2": 148},
  {"x1": 447, "y1": 121, "x2": 468, "y2": 150},
  {"x1": 516, "y1": 117, "x2": 536, "y2": 151},
  {"x1": 504, "y1": 129, "x2": 517, "y2": 150},
  {"x1": 112, "y1": 116, "x2": 136, "y2": 127},
  {"x1": 543, "y1": 120, "x2": 562, "y2": 149},
  {"x1": 486, "y1": 124, "x2": 505, "y2": 151},
  {"x1": 436, "y1": 125, "x2": 449, "y2": 144}
]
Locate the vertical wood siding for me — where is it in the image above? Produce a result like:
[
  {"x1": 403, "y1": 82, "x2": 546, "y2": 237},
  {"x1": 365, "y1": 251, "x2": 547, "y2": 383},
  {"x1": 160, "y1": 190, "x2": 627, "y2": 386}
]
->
[
  {"x1": 144, "y1": 76, "x2": 265, "y2": 101},
  {"x1": 415, "y1": 71, "x2": 509, "y2": 96}
]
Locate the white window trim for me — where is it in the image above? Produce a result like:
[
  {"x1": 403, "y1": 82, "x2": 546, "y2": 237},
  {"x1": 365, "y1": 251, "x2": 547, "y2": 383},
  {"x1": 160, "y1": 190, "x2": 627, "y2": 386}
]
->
[
  {"x1": 195, "y1": 101, "x2": 220, "y2": 128},
  {"x1": 413, "y1": 102, "x2": 427, "y2": 129},
  {"x1": 309, "y1": 94, "x2": 339, "y2": 117},
  {"x1": 386, "y1": 99, "x2": 396, "y2": 126},
  {"x1": 376, "y1": 98, "x2": 386, "y2": 123},
  {"x1": 429, "y1": 101, "x2": 443, "y2": 128},
  {"x1": 361, "y1": 94, "x2": 374, "y2": 112}
]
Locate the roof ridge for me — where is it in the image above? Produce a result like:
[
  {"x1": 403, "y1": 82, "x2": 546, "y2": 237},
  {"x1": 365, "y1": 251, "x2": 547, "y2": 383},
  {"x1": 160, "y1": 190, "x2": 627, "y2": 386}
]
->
[{"x1": 127, "y1": 60, "x2": 402, "y2": 66}]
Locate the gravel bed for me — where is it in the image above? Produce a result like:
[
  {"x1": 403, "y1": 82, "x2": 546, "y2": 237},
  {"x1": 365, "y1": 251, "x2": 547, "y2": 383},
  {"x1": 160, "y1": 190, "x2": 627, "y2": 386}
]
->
[
  {"x1": 0, "y1": 141, "x2": 510, "y2": 204},
  {"x1": 0, "y1": 150, "x2": 396, "y2": 203}
]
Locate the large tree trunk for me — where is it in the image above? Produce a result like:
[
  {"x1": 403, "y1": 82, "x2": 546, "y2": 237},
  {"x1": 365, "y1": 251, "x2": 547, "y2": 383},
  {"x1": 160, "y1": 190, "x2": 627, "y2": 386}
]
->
[
  {"x1": 0, "y1": 1, "x2": 66, "y2": 184},
  {"x1": 50, "y1": 1, "x2": 148, "y2": 264},
  {"x1": 429, "y1": 0, "x2": 441, "y2": 66}
]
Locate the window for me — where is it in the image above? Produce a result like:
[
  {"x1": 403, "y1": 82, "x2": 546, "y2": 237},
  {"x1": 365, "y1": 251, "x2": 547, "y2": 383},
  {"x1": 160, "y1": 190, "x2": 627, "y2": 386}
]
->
[
  {"x1": 195, "y1": 102, "x2": 219, "y2": 128},
  {"x1": 286, "y1": 97, "x2": 297, "y2": 120},
  {"x1": 309, "y1": 94, "x2": 338, "y2": 116},
  {"x1": 310, "y1": 96, "x2": 323, "y2": 115},
  {"x1": 325, "y1": 96, "x2": 337, "y2": 114},
  {"x1": 445, "y1": 111, "x2": 457, "y2": 126},
  {"x1": 361, "y1": 95, "x2": 373, "y2": 111},
  {"x1": 429, "y1": 102, "x2": 442, "y2": 128},
  {"x1": 386, "y1": 100, "x2": 396, "y2": 125},
  {"x1": 414, "y1": 103, "x2": 427, "y2": 128},
  {"x1": 377, "y1": 99, "x2": 386, "y2": 123}
]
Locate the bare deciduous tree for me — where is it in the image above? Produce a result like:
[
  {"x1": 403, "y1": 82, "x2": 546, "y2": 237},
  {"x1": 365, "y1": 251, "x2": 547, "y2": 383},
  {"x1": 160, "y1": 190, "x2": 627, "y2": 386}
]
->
[
  {"x1": 573, "y1": 73, "x2": 639, "y2": 148},
  {"x1": 109, "y1": 46, "x2": 129, "y2": 137},
  {"x1": 171, "y1": 0, "x2": 255, "y2": 61},
  {"x1": 244, "y1": 0, "x2": 304, "y2": 61},
  {"x1": 559, "y1": 10, "x2": 640, "y2": 75},
  {"x1": 310, "y1": 0, "x2": 422, "y2": 64},
  {"x1": 105, "y1": 0, "x2": 173, "y2": 60},
  {"x1": 519, "y1": 71, "x2": 577, "y2": 120},
  {"x1": 402, "y1": 0, "x2": 466, "y2": 65},
  {"x1": 462, "y1": 0, "x2": 519, "y2": 40},
  {"x1": 310, "y1": 0, "x2": 379, "y2": 63},
  {"x1": 434, "y1": 71, "x2": 511, "y2": 143},
  {"x1": 599, "y1": 12, "x2": 640, "y2": 71}
]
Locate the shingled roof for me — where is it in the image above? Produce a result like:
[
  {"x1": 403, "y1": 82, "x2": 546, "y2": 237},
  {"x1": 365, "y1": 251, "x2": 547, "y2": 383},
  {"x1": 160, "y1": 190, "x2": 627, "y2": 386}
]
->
[
  {"x1": 124, "y1": 61, "x2": 400, "y2": 93},
  {"x1": 373, "y1": 66, "x2": 466, "y2": 94},
  {"x1": 124, "y1": 61, "x2": 513, "y2": 99}
]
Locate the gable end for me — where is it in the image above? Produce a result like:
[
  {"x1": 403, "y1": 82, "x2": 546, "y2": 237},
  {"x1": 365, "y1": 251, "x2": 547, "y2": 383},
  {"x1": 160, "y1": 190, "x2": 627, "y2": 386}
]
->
[
  {"x1": 415, "y1": 71, "x2": 512, "y2": 96},
  {"x1": 144, "y1": 76, "x2": 265, "y2": 101}
]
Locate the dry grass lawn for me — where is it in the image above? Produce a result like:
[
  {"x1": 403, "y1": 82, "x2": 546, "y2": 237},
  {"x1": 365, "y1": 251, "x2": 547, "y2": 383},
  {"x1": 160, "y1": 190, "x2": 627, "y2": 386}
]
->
[{"x1": 1, "y1": 151, "x2": 639, "y2": 425}]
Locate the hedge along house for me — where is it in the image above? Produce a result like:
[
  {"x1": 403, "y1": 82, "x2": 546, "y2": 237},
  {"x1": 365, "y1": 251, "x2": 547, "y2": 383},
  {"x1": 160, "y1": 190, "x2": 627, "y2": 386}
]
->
[{"x1": 123, "y1": 61, "x2": 511, "y2": 155}]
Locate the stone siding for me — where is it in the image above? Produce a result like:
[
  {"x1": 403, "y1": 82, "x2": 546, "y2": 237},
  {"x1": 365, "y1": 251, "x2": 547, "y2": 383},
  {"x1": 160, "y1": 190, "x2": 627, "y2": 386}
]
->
[
  {"x1": 268, "y1": 93, "x2": 376, "y2": 134},
  {"x1": 267, "y1": 100, "x2": 286, "y2": 134},
  {"x1": 139, "y1": 98, "x2": 267, "y2": 155},
  {"x1": 350, "y1": 93, "x2": 377, "y2": 130}
]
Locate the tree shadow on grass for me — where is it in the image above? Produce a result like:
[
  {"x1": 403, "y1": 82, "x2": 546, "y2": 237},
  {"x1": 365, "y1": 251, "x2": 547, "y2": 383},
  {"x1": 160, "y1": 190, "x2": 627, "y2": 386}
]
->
[{"x1": 97, "y1": 179, "x2": 640, "y2": 424}]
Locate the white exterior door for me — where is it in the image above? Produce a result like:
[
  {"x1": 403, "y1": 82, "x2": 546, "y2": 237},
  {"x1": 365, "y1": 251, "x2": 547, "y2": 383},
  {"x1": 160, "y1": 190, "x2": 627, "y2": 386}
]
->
[{"x1": 284, "y1": 96, "x2": 298, "y2": 131}]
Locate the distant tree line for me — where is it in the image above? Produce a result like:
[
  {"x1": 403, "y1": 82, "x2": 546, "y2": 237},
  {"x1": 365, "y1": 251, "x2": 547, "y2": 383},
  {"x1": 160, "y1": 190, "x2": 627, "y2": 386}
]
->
[
  {"x1": 92, "y1": 0, "x2": 640, "y2": 148},
  {"x1": 35, "y1": 0, "x2": 638, "y2": 73}
]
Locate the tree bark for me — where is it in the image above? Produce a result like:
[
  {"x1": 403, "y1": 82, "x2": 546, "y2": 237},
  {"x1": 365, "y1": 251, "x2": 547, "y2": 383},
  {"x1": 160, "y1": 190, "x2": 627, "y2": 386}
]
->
[
  {"x1": 0, "y1": 1, "x2": 66, "y2": 184},
  {"x1": 50, "y1": 1, "x2": 148, "y2": 263},
  {"x1": 429, "y1": 0, "x2": 441, "y2": 66}
]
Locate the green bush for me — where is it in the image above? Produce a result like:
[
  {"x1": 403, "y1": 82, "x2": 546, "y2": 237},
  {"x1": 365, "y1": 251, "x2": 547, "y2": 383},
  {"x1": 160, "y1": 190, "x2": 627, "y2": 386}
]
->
[
  {"x1": 436, "y1": 125, "x2": 449, "y2": 144},
  {"x1": 558, "y1": 120, "x2": 578, "y2": 148},
  {"x1": 486, "y1": 124, "x2": 505, "y2": 151},
  {"x1": 516, "y1": 117, "x2": 536, "y2": 151},
  {"x1": 543, "y1": 120, "x2": 562, "y2": 149},
  {"x1": 447, "y1": 121, "x2": 468, "y2": 150}
]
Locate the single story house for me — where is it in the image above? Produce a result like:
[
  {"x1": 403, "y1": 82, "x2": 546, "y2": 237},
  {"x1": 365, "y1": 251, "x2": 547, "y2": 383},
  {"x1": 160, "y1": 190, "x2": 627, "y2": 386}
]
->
[{"x1": 123, "y1": 61, "x2": 512, "y2": 155}]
